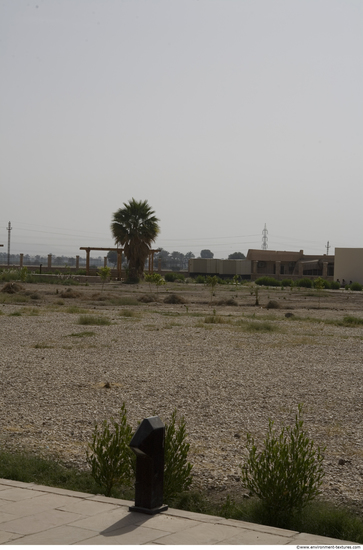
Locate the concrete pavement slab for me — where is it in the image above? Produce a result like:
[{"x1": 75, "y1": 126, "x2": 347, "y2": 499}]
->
[
  {"x1": 0, "y1": 509, "x2": 86, "y2": 535},
  {"x1": 0, "y1": 514, "x2": 17, "y2": 525},
  {"x1": 6, "y1": 525, "x2": 97, "y2": 545},
  {"x1": 215, "y1": 530, "x2": 295, "y2": 545},
  {"x1": 88, "y1": 494, "x2": 134, "y2": 506},
  {"x1": 0, "y1": 488, "x2": 45, "y2": 502},
  {"x1": 73, "y1": 524, "x2": 171, "y2": 545},
  {"x1": 69, "y1": 507, "x2": 150, "y2": 534},
  {"x1": 57, "y1": 499, "x2": 119, "y2": 516},
  {"x1": 0, "y1": 532, "x2": 23, "y2": 544},
  {"x1": 218, "y1": 517, "x2": 299, "y2": 536},
  {"x1": 134, "y1": 514, "x2": 201, "y2": 533},
  {"x1": 288, "y1": 532, "x2": 357, "y2": 545},
  {"x1": 153, "y1": 522, "x2": 247, "y2": 545},
  {"x1": 0, "y1": 480, "x2": 358, "y2": 546},
  {"x1": 0, "y1": 493, "x2": 84, "y2": 518}
]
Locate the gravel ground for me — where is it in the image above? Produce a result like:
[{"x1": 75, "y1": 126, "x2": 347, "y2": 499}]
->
[{"x1": 0, "y1": 281, "x2": 362, "y2": 513}]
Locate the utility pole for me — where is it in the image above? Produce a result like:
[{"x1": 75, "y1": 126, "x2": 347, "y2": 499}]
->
[
  {"x1": 261, "y1": 223, "x2": 268, "y2": 250},
  {"x1": 325, "y1": 241, "x2": 330, "y2": 255},
  {"x1": 7, "y1": 221, "x2": 12, "y2": 266}
]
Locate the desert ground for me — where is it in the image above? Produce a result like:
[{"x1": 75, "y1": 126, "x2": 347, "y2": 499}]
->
[{"x1": 0, "y1": 278, "x2": 362, "y2": 513}]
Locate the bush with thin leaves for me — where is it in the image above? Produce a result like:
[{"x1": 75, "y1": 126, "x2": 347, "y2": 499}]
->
[
  {"x1": 144, "y1": 272, "x2": 165, "y2": 293},
  {"x1": 86, "y1": 404, "x2": 134, "y2": 497},
  {"x1": 98, "y1": 266, "x2": 111, "y2": 290},
  {"x1": 163, "y1": 410, "x2": 193, "y2": 501},
  {"x1": 87, "y1": 406, "x2": 193, "y2": 501},
  {"x1": 241, "y1": 405, "x2": 325, "y2": 524}
]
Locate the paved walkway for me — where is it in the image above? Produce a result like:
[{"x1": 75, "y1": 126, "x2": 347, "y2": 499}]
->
[{"x1": 0, "y1": 479, "x2": 356, "y2": 545}]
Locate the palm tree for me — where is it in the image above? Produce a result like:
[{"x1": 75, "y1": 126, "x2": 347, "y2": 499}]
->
[{"x1": 111, "y1": 199, "x2": 159, "y2": 281}]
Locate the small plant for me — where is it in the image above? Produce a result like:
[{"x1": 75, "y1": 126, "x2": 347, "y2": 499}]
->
[
  {"x1": 86, "y1": 403, "x2": 134, "y2": 497},
  {"x1": 206, "y1": 275, "x2": 218, "y2": 302},
  {"x1": 163, "y1": 410, "x2": 193, "y2": 502},
  {"x1": 232, "y1": 274, "x2": 239, "y2": 290},
  {"x1": 98, "y1": 266, "x2": 111, "y2": 290},
  {"x1": 195, "y1": 275, "x2": 206, "y2": 284},
  {"x1": 241, "y1": 404, "x2": 325, "y2": 525},
  {"x1": 313, "y1": 277, "x2": 325, "y2": 290},
  {"x1": 144, "y1": 273, "x2": 165, "y2": 293},
  {"x1": 281, "y1": 278, "x2": 294, "y2": 287},
  {"x1": 314, "y1": 277, "x2": 325, "y2": 308},
  {"x1": 20, "y1": 266, "x2": 28, "y2": 282}
]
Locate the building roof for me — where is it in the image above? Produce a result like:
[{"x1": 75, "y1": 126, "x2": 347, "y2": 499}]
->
[
  {"x1": 247, "y1": 249, "x2": 304, "y2": 262},
  {"x1": 246, "y1": 249, "x2": 334, "y2": 262}
]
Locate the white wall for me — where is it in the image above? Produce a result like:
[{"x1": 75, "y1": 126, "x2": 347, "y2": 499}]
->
[{"x1": 334, "y1": 248, "x2": 363, "y2": 285}]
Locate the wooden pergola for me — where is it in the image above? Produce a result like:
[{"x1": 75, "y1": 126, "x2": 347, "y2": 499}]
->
[{"x1": 79, "y1": 247, "x2": 160, "y2": 278}]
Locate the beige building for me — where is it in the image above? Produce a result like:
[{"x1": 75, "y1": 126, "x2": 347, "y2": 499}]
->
[
  {"x1": 246, "y1": 249, "x2": 334, "y2": 281},
  {"x1": 188, "y1": 258, "x2": 251, "y2": 278},
  {"x1": 334, "y1": 248, "x2": 363, "y2": 285}
]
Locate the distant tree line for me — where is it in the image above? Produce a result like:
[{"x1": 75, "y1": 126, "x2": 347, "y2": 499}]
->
[
  {"x1": 107, "y1": 249, "x2": 245, "y2": 271},
  {"x1": 0, "y1": 252, "x2": 104, "y2": 268},
  {"x1": 1, "y1": 249, "x2": 246, "y2": 271}
]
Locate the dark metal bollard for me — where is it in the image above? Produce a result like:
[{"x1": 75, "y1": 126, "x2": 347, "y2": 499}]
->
[{"x1": 129, "y1": 416, "x2": 168, "y2": 515}]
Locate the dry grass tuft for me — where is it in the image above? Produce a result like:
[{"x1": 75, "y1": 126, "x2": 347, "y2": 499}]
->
[
  {"x1": 1, "y1": 282, "x2": 24, "y2": 294},
  {"x1": 164, "y1": 294, "x2": 188, "y2": 304},
  {"x1": 138, "y1": 294, "x2": 158, "y2": 303}
]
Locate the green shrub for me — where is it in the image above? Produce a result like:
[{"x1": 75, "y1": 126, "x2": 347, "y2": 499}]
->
[
  {"x1": 241, "y1": 404, "x2": 325, "y2": 526},
  {"x1": 281, "y1": 279, "x2": 293, "y2": 287},
  {"x1": 314, "y1": 277, "x2": 330, "y2": 289},
  {"x1": 296, "y1": 278, "x2": 313, "y2": 288},
  {"x1": 350, "y1": 282, "x2": 363, "y2": 291},
  {"x1": 87, "y1": 406, "x2": 193, "y2": 501},
  {"x1": 87, "y1": 404, "x2": 134, "y2": 497},
  {"x1": 0, "y1": 269, "x2": 22, "y2": 282},
  {"x1": 195, "y1": 275, "x2": 206, "y2": 284},
  {"x1": 255, "y1": 277, "x2": 281, "y2": 287},
  {"x1": 165, "y1": 272, "x2": 177, "y2": 282},
  {"x1": 163, "y1": 410, "x2": 193, "y2": 502},
  {"x1": 314, "y1": 277, "x2": 331, "y2": 290},
  {"x1": 165, "y1": 272, "x2": 185, "y2": 282},
  {"x1": 330, "y1": 281, "x2": 340, "y2": 290}
]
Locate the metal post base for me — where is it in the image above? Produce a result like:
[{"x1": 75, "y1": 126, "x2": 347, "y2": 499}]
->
[{"x1": 129, "y1": 504, "x2": 168, "y2": 515}]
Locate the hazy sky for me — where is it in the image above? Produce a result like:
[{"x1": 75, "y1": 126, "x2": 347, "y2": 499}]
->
[{"x1": 1, "y1": 0, "x2": 362, "y2": 259}]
